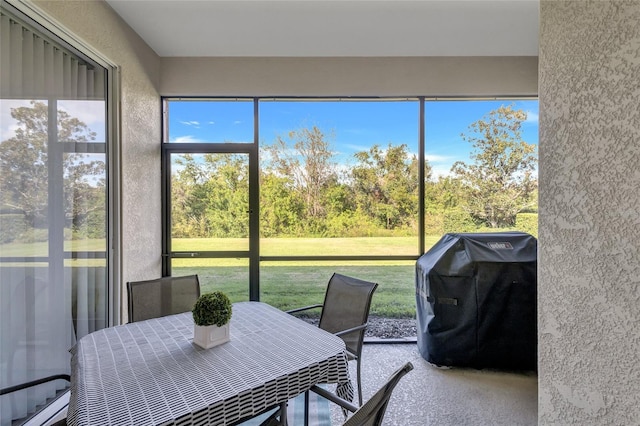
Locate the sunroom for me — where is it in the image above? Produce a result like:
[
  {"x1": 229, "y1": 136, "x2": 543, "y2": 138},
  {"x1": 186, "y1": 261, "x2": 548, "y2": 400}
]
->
[{"x1": 1, "y1": 1, "x2": 638, "y2": 425}]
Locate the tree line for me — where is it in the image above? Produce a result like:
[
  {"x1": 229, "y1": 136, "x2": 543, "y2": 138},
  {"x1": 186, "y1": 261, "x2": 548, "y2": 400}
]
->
[
  {"x1": 171, "y1": 105, "x2": 538, "y2": 239},
  {"x1": 1, "y1": 102, "x2": 537, "y2": 244}
]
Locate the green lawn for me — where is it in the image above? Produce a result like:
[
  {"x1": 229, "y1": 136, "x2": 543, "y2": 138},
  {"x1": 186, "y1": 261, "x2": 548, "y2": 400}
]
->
[
  {"x1": 171, "y1": 236, "x2": 444, "y2": 318},
  {"x1": 0, "y1": 239, "x2": 106, "y2": 267},
  {"x1": 173, "y1": 261, "x2": 417, "y2": 318},
  {"x1": 1, "y1": 235, "x2": 445, "y2": 318},
  {"x1": 0, "y1": 239, "x2": 106, "y2": 256},
  {"x1": 171, "y1": 235, "x2": 442, "y2": 259}
]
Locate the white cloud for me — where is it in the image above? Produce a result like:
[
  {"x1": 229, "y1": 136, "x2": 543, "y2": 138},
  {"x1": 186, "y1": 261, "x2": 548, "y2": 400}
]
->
[
  {"x1": 425, "y1": 153, "x2": 458, "y2": 179},
  {"x1": 180, "y1": 120, "x2": 200, "y2": 127},
  {"x1": 208, "y1": 121, "x2": 215, "y2": 125},
  {"x1": 343, "y1": 143, "x2": 370, "y2": 153},
  {"x1": 170, "y1": 135, "x2": 202, "y2": 143},
  {"x1": 59, "y1": 100, "x2": 106, "y2": 141},
  {"x1": 426, "y1": 153, "x2": 453, "y2": 163},
  {"x1": 525, "y1": 110, "x2": 539, "y2": 123},
  {"x1": 233, "y1": 120, "x2": 242, "y2": 125},
  {"x1": 430, "y1": 164, "x2": 454, "y2": 179},
  {"x1": 59, "y1": 100, "x2": 105, "y2": 126},
  {"x1": 0, "y1": 99, "x2": 108, "y2": 143}
]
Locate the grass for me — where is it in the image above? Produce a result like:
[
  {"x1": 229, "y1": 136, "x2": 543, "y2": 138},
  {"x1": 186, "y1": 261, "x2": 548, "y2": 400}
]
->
[
  {"x1": 0, "y1": 239, "x2": 106, "y2": 267},
  {"x1": 0, "y1": 239, "x2": 105, "y2": 256},
  {"x1": 170, "y1": 236, "x2": 444, "y2": 318},
  {"x1": 171, "y1": 236, "x2": 440, "y2": 257},
  {"x1": 2, "y1": 236, "x2": 446, "y2": 318},
  {"x1": 174, "y1": 261, "x2": 417, "y2": 318}
]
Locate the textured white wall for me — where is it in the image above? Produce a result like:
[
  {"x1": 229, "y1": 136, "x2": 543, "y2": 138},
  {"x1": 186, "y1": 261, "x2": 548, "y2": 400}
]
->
[
  {"x1": 539, "y1": 1, "x2": 640, "y2": 424},
  {"x1": 34, "y1": 0, "x2": 163, "y2": 323}
]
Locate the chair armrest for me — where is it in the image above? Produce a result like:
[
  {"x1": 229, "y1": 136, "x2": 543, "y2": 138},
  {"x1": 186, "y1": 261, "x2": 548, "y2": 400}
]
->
[
  {"x1": 310, "y1": 385, "x2": 359, "y2": 413},
  {"x1": 1, "y1": 374, "x2": 70, "y2": 396},
  {"x1": 344, "y1": 348, "x2": 357, "y2": 360},
  {"x1": 334, "y1": 323, "x2": 368, "y2": 338},
  {"x1": 285, "y1": 304, "x2": 323, "y2": 314}
]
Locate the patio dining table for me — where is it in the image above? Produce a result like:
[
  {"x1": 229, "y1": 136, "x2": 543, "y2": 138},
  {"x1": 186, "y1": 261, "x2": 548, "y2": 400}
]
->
[{"x1": 67, "y1": 301, "x2": 353, "y2": 426}]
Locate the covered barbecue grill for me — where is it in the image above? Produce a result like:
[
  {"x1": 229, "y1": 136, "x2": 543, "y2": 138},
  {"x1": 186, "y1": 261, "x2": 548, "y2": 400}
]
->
[{"x1": 416, "y1": 232, "x2": 537, "y2": 370}]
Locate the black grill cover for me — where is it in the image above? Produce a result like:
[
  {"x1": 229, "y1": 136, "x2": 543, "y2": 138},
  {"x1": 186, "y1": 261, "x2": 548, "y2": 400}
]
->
[{"x1": 416, "y1": 232, "x2": 537, "y2": 370}]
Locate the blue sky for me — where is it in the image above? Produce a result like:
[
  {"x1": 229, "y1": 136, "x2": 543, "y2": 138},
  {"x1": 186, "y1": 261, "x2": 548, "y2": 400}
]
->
[{"x1": 168, "y1": 99, "x2": 539, "y2": 178}]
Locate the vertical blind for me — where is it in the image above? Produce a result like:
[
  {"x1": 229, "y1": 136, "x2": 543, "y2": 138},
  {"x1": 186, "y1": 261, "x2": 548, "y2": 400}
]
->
[
  {"x1": 0, "y1": 12, "x2": 104, "y2": 100},
  {"x1": 0, "y1": 9, "x2": 108, "y2": 425}
]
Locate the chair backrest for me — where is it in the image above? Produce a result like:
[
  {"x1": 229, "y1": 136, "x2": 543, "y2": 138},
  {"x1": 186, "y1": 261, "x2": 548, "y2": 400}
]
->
[
  {"x1": 343, "y1": 362, "x2": 414, "y2": 426},
  {"x1": 127, "y1": 275, "x2": 200, "y2": 322},
  {"x1": 318, "y1": 273, "x2": 378, "y2": 357}
]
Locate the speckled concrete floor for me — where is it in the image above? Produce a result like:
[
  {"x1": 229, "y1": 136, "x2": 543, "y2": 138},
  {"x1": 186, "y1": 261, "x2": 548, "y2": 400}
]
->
[{"x1": 328, "y1": 343, "x2": 538, "y2": 426}]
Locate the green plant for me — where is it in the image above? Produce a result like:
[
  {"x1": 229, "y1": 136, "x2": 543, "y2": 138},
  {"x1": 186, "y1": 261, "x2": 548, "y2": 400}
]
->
[
  {"x1": 443, "y1": 207, "x2": 478, "y2": 233},
  {"x1": 192, "y1": 291, "x2": 232, "y2": 327},
  {"x1": 516, "y1": 213, "x2": 538, "y2": 238}
]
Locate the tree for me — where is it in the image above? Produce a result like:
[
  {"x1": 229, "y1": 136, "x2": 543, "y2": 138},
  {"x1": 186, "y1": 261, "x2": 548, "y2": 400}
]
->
[
  {"x1": 171, "y1": 154, "x2": 212, "y2": 238},
  {"x1": 65, "y1": 154, "x2": 106, "y2": 238},
  {"x1": 263, "y1": 126, "x2": 337, "y2": 222},
  {"x1": 351, "y1": 143, "x2": 421, "y2": 231},
  {"x1": 171, "y1": 154, "x2": 249, "y2": 238},
  {"x1": 259, "y1": 173, "x2": 305, "y2": 237},
  {"x1": 200, "y1": 154, "x2": 249, "y2": 238},
  {"x1": 451, "y1": 105, "x2": 537, "y2": 228},
  {"x1": 425, "y1": 175, "x2": 469, "y2": 235},
  {"x1": 0, "y1": 101, "x2": 104, "y2": 238}
]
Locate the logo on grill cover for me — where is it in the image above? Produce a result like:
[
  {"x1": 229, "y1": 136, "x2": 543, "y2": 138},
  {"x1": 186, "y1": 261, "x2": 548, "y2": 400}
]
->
[{"x1": 487, "y1": 242, "x2": 513, "y2": 250}]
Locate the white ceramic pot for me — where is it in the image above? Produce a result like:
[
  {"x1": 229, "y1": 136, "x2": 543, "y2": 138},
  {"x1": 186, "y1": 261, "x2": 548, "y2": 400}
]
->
[{"x1": 193, "y1": 323, "x2": 230, "y2": 349}]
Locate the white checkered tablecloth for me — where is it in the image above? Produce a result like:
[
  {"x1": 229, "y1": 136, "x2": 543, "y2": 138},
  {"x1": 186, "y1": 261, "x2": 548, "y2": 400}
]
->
[{"x1": 67, "y1": 302, "x2": 353, "y2": 426}]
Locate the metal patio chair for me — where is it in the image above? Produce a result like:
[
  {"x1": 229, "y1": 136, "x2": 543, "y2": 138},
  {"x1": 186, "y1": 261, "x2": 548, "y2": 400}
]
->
[
  {"x1": 127, "y1": 274, "x2": 201, "y2": 322},
  {"x1": 311, "y1": 362, "x2": 414, "y2": 426},
  {"x1": 287, "y1": 272, "x2": 378, "y2": 406}
]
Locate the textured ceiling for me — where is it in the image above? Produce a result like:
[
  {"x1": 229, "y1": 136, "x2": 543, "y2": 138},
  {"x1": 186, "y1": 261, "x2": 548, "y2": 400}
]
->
[{"x1": 105, "y1": 0, "x2": 539, "y2": 57}]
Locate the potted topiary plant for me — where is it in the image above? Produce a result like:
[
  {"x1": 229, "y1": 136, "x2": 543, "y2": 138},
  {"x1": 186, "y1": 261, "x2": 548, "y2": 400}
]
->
[{"x1": 192, "y1": 291, "x2": 232, "y2": 349}]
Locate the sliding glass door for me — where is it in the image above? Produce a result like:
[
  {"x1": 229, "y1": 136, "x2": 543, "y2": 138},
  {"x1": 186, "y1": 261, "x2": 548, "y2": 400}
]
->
[{"x1": 1, "y1": 5, "x2": 114, "y2": 424}]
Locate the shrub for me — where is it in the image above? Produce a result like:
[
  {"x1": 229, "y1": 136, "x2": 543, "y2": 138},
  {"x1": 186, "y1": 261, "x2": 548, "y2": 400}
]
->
[
  {"x1": 17, "y1": 228, "x2": 49, "y2": 243},
  {"x1": 443, "y1": 208, "x2": 478, "y2": 233},
  {"x1": 424, "y1": 211, "x2": 445, "y2": 236},
  {"x1": 192, "y1": 291, "x2": 232, "y2": 327},
  {"x1": 516, "y1": 213, "x2": 538, "y2": 238},
  {"x1": 0, "y1": 214, "x2": 27, "y2": 243},
  {"x1": 325, "y1": 212, "x2": 381, "y2": 237}
]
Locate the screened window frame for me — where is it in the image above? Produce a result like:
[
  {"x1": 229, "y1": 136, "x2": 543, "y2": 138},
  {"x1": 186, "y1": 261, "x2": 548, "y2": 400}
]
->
[{"x1": 161, "y1": 96, "x2": 537, "y2": 301}]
